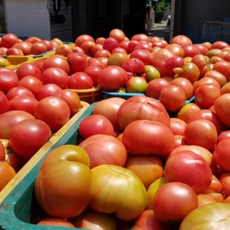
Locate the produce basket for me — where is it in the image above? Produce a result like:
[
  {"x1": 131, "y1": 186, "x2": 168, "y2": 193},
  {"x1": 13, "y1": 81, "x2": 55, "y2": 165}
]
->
[
  {"x1": 72, "y1": 86, "x2": 103, "y2": 104},
  {"x1": 6, "y1": 55, "x2": 34, "y2": 69},
  {"x1": 0, "y1": 101, "x2": 95, "y2": 230}
]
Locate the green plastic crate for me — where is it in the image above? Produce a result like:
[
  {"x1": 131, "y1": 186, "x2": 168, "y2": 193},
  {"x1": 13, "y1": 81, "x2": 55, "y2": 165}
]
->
[{"x1": 0, "y1": 102, "x2": 97, "y2": 230}]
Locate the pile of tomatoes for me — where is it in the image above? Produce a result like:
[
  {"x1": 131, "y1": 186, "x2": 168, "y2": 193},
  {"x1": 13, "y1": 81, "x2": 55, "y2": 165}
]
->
[{"x1": 1, "y1": 29, "x2": 230, "y2": 229}]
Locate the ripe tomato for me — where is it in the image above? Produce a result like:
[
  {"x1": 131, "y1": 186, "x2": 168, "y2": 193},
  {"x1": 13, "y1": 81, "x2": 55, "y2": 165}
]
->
[
  {"x1": 0, "y1": 110, "x2": 35, "y2": 139},
  {"x1": 153, "y1": 182, "x2": 198, "y2": 222},
  {"x1": 79, "y1": 134, "x2": 127, "y2": 168},
  {"x1": 204, "y1": 70, "x2": 227, "y2": 87},
  {"x1": 126, "y1": 76, "x2": 147, "y2": 93},
  {"x1": 30, "y1": 42, "x2": 47, "y2": 55},
  {"x1": 130, "y1": 48, "x2": 152, "y2": 65},
  {"x1": 68, "y1": 72, "x2": 93, "y2": 89},
  {"x1": 55, "y1": 44, "x2": 73, "y2": 56},
  {"x1": 121, "y1": 58, "x2": 145, "y2": 75},
  {"x1": 1, "y1": 33, "x2": 19, "y2": 48},
  {"x1": 0, "y1": 161, "x2": 16, "y2": 191},
  {"x1": 107, "y1": 52, "x2": 129, "y2": 66},
  {"x1": 79, "y1": 114, "x2": 114, "y2": 139},
  {"x1": 41, "y1": 67, "x2": 69, "y2": 88},
  {"x1": 197, "y1": 194, "x2": 216, "y2": 207},
  {"x1": 0, "y1": 67, "x2": 18, "y2": 93},
  {"x1": 36, "y1": 83, "x2": 62, "y2": 101},
  {"x1": 9, "y1": 95, "x2": 38, "y2": 115},
  {"x1": 184, "y1": 119, "x2": 217, "y2": 151},
  {"x1": 109, "y1": 28, "x2": 126, "y2": 43},
  {"x1": 191, "y1": 54, "x2": 211, "y2": 77},
  {"x1": 193, "y1": 76, "x2": 220, "y2": 93},
  {"x1": 0, "y1": 91, "x2": 10, "y2": 114},
  {"x1": 0, "y1": 141, "x2": 5, "y2": 160},
  {"x1": 43, "y1": 55, "x2": 70, "y2": 74},
  {"x1": 37, "y1": 218, "x2": 75, "y2": 227},
  {"x1": 6, "y1": 86, "x2": 35, "y2": 100},
  {"x1": 103, "y1": 37, "x2": 120, "y2": 52},
  {"x1": 171, "y1": 35, "x2": 193, "y2": 46},
  {"x1": 122, "y1": 120, "x2": 174, "y2": 157},
  {"x1": 97, "y1": 65, "x2": 128, "y2": 91},
  {"x1": 34, "y1": 96, "x2": 70, "y2": 132},
  {"x1": 164, "y1": 150, "x2": 213, "y2": 194},
  {"x1": 212, "y1": 60, "x2": 230, "y2": 80},
  {"x1": 182, "y1": 44, "x2": 201, "y2": 58},
  {"x1": 12, "y1": 41, "x2": 32, "y2": 55},
  {"x1": 9, "y1": 119, "x2": 51, "y2": 159},
  {"x1": 90, "y1": 164, "x2": 147, "y2": 220},
  {"x1": 83, "y1": 64, "x2": 103, "y2": 86},
  {"x1": 75, "y1": 34, "x2": 94, "y2": 47},
  {"x1": 169, "y1": 117, "x2": 187, "y2": 135},
  {"x1": 67, "y1": 52, "x2": 88, "y2": 73},
  {"x1": 35, "y1": 145, "x2": 92, "y2": 218},
  {"x1": 179, "y1": 203, "x2": 230, "y2": 230}
]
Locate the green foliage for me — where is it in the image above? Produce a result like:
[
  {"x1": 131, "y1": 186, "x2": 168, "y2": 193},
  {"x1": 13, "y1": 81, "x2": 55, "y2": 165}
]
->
[{"x1": 155, "y1": 0, "x2": 170, "y2": 22}]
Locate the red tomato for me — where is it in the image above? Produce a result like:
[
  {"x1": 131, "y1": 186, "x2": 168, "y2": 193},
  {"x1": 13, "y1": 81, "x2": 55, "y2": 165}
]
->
[
  {"x1": 182, "y1": 44, "x2": 201, "y2": 58},
  {"x1": 83, "y1": 64, "x2": 103, "y2": 86},
  {"x1": 171, "y1": 35, "x2": 193, "y2": 46},
  {"x1": 191, "y1": 54, "x2": 211, "y2": 77},
  {"x1": 159, "y1": 85, "x2": 186, "y2": 112},
  {"x1": 41, "y1": 40, "x2": 54, "y2": 51},
  {"x1": 41, "y1": 67, "x2": 69, "y2": 89},
  {"x1": 166, "y1": 44, "x2": 185, "y2": 57},
  {"x1": 173, "y1": 135, "x2": 188, "y2": 148},
  {"x1": 54, "y1": 89, "x2": 81, "y2": 117},
  {"x1": 68, "y1": 72, "x2": 93, "y2": 89},
  {"x1": 121, "y1": 58, "x2": 145, "y2": 74},
  {"x1": 214, "y1": 93, "x2": 230, "y2": 127},
  {"x1": 91, "y1": 43, "x2": 103, "y2": 56},
  {"x1": 109, "y1": 28, "x2": 126, "y2": 43},
  {"x1": 184, "y1": 119, "x2": 217, "y2": 151},
  {"x1": 6, "y1": 86, "x2": 35, "y2": 100},
  {"x1": 9, "y1": 95, "x2": 38, "y2": 115},
  {"x1": 130, "y1": 48, "x2": 153, "y2": 65},
  {"x1": 6, "y1": 47, "x2": 24, "y2": 55},
  {"x1": 217, "y1": 130, "x2": 230, "y2": 144},
  {"x1": 219, "y1": 172, "x2": 230, "y2": 198},
  {"x1": 37, "y1": 218, "x2": 75, "y2": 228},
  {"x1": 36, "y1": 83, "x2": 62, "y2": 101},
  {"x1": 43, "y1": 55, "x2": 70, "y2": 74},
  {"x1": 204, "y1": 70, "x2": 227, "y2": 87},
  {"x1": 1, "y1": 33, "x2": 19, "y2": 48},
  {"x1": 103, "y1": 37, "x2": 120, "y2": 52},
  {"x1": 0, "y1": 110, "x2": 35, "y2": 139},
  {"x1": 75, "y1": 34, "x2": 94, "y2": 47},
  {"x1": 125, "y1": 155, "x2": 163, "y2": 189},
  {"x1": 211, "y1": 41, "x2": 229, "y2": 50},
  {"x1": 30, "y1": 42, "x2": 47, "y2": 55},
  {"x1": 0, "y1": 161, "x2": 16, "y2": 191},
  {"x1": 131, "y1": 33, "x2": 150, "y2": 42},
  {"x1": 213, "y1": 60, "x2": 230, "y2": 80},
  {"x1": 93, "y1": 97, "x2": 125, "y2": 131},
  {"x1": 55, "y1": 44, "x2": 73, "y2": 56},
  {"x1": 18, "y1": 76, "x2": 43, "y2": 97},
  {"x1": 0, "y1": 141, "x2": 5, "y2": 160},
  {"x1": 0, "y1": 91, "x2": 10, "y2": 114},
  {"x1": 0, "y1": 68, "x2": 18, "y2": 93},
  {"x1": 67, "y1": 52, "x2": 88, "y2": 73},
  {"x1": 164, "y1": 56, "x2": 185, "y2": 76},
  {"x1": 16, "y1": 63, "x2": 42, "y2": 80},
  {"x1": 80, "y1": 40, "x2": 95, "y2": 56},
  {"x1": 79, "y1": 134, "x2": 127, "y2": 168},
  {"x1": 169, "y1": 117, "x2": 187, "y2": 135},
  {"x1": 193, "y1": 76, "x2": 220, "y2": 93},
  {"x1": 12, "y1": 41, "x2": 32, "y2": 55},
  {"x1": 35, "y1": 145, "x2": 92, "y2": 218},
  {"x1": 194, "y1": 84, "x2": 221, "y2": 109},
  {"x1": 193, "y1": 43, "x2": 209, "y2": 55},
  {"x1": 179, "y1": 203, "x2": 230, "y2": 230},
  {"x1": 90, "y1": 164, "x2": 147, "y2": 220},
  {"x1": 97, "y1": 65, "x2": 128, "y2": 91},
  {"x1": 134, "y1": 42, "x2": 153, "y2": 52},
  {"x1": 117, "y1": 96, "x2": 170, "y2": 130},
  {"x1": 9, "y1": 119, "x2": 51, "y2": 159},
  {"x1": 153, "y1": 182, "x2": 198, "y2": 222},
  {"x1": 25, "y1": 36, "x2": 42, "y2": 43},
  {"x1": 94, "y1": 49, "x2": 111, "y2": 58},
  {"x1": 79, "y1": 114, "x2": 114, "y2": 139},
  {"x1": 165, "y1": 150, "x2": 213, "y2": 194},
  {"x1": 34, "y1": 96, "x2": 70, "y2": 132},
  {"x1": 122, "y1": 120, "x2": 174, "y2": 157}
]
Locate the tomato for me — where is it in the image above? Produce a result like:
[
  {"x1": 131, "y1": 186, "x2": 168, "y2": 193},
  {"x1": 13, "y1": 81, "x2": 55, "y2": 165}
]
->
[
  {"x1": 121, "y1": 58, "x2": 145, "y2": 75},
  {"x1": 134, "y1": 42, "x2": 153, "y2": 52},
  {"x1": 97, "y1": 65, "x2": 128, "y2": 91},
  {"x1": 54, "y1": 89, "x2": 81, "y2": 117},
  {"x1": 184, "y1": 119, "x2": 217, "y2": 151},
  {"x1": 193, "y1": 76, "x2": 220, "y2": 93},
  {"x1": 41, "y1": 67, "x2": 69, "y2": 89},
  {"x1": 91, "y1": 43, "x2": 103, "y2": 56},
  {"x1": 67, "y1": 52, "x2": 88, "y2": 73},
  {"x1": 182, "y1": 44, "x2": 201, "y2": 58},
  {"x1": 1, "y1": 33, "x2": 19, "y2": 48},
  {"x1": 171, "y1": 35, "x2": 193, "y2": 46},
  {"x1": 68, "y1": 72, "x2": 93, "y2": 89},
  {"x1": 16, "y1": 63, "x2": 41, "y2": 81},
  {"x1": 93, "y1": 97, "x2": 125, "y2": 131},
  {"x1": 6, "y1": 47, "x2": 24, "y2": 55},
  {"x1": 0, "y1": 110, "x2": 35, "y2": 139},
  {"x1": 79, "y1": 134, "x2": 127, "y2": 168},
  {"x1": 211, "y1": 41, "x2": 229, "y2": 50},
  {"x1": 117, "y1": 96, "x2": 170, "y2": 130},
  {"x1": 6, "y1": 86, "x2": 35, "y2": 100},
  {"x1": 55, "y1": 44, "x2": 73, "y2": 56},
  {"x1": 191, "y1": 54, "x2": 211, "y2": 77},
  {"x1": 217, "y1": 130, "x2": 230, "y2": 144},
  {"x1": 0, "y1": 91, "x2": 10, "y2": 114},
  {"x1": 37, "y1": 218, "x2": 75, "y2": 227},
  {"x1": 9, "y1": 95, "x2": 38, "y2": 115},
  {"x1": 79, "y1": 114, "x2": 114, "y2": 139},
  {"x1": 212, "y1": 60, "x2": 230, "y2": 80},
  {"x1": 0, "y1": 67, "x2": 18, "y2": 93},
  {"x1": 130, "y1": 48, "x2": 152, "y2": 65},
  {"x1": 0, "y1": 140, "x2": 5, "y2": 160},
  {"x1": 30, "y1": 42, "x2": 47, "y2": 55},
  {"x1": 126, "y1": 77, "x2": 147, "y2": 93},
  {"x1": 153, "y1": 182, "x2": 198, "y2": 222},
  {"x1": 203, "y1": 70, "x2": 227, "y2": 87},
  {"x1": 219, "y1": 172, "x2": 230, "y2": 198},
  {"x1": 41, "y1": 39, "x2": 54, "y2": 51},
  {"x1": 133, "y1": 210, "x2": 168, "y2": 230},
  {"x1": 164, "y1": 56, "x2": 185, "y2": 76},
  {"x1": 159, "y1": 85, "x2": 187, "y2": 112},
  {"x1": 89, "y1": 164, "x2": 147, "y2": 220},
  {"x1": 75, "y1": 34, "x2": 94, "y2": 47},
  {"x1": 179, "y1": 203, "x2": 230, "y2": 230},
  {"x1": 34, "y1": 96, "x2": 70, "y2": 132},
  {"x1": 12, "y1": 41, "x2": 32, "y2": 55},
  {"x1": 193, "y1": 43, "x2": 209, "y2": 55},
  {"x1": 214, "y1": 93, "x2": 230, "y2": 127},
  {"x1": 152, "y1": 40, "x2": 168, "y2": 49},
  {"x1": 35, "y1": 145, "x2": 92, "y2": 218},
  {"x1": 94, "y1": 49, "x2": 111, "y2": 58},
  {"x1": 43, "y1": 55, "x2": 70, "y2": 74},
  {"x1": 197, "y1": 194, "x2": 216, "y2": 207},
  {"x1": 36, "y1": 83, "x2": 62, "y2": 101},
  {"x1": 18, "y1": 76, "x2": 43, "y2": 97},
  {"x1": 131, "y1": 33, "x2": 150, "y2": 42},
  {"x1": 194, "y1": 84, "x2": 221, "y2": 109},
  {"x1": 169, "y1": 117, "x2": 187, "y2": 135},
  {"x1": 107, "y1": 52, "x2": 129, "y2": 67},
  {"x1": 25, "y1": 36, "x2": 42, "y2": 44},
  {"x1": 103, "y1": 37, "x2": 120, "y2": 52},
  {"x1": 71, "y1": 209, "x2": 117, "y2": 230},
  {"x1": 124, "y1": 155, "x2": 163, "y2": 189},
  {"x1": 165, "y1": 150, "x2": 213, "y2": 194},
  {"x1": 9, "y1": 119, "x2": 51, "y2": 159},
  {"x1": 144, "y1": 65, "x2": 161, "y2": 82},
  {"x1": 0, "y1": 161, "x2": 16, "y2": 191},
  {"x1": 83, "y1": 64, "x2": 103, "y2": 86},
  {"x1": 109, "y1": 28, "x2": 126, "y2": 43},
  {"x1": 79, "y1": 40, "x2": 95, "y2": 56},
  {"x1": 122, "y1": 120, "x2": 174, "y2": 157}
]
